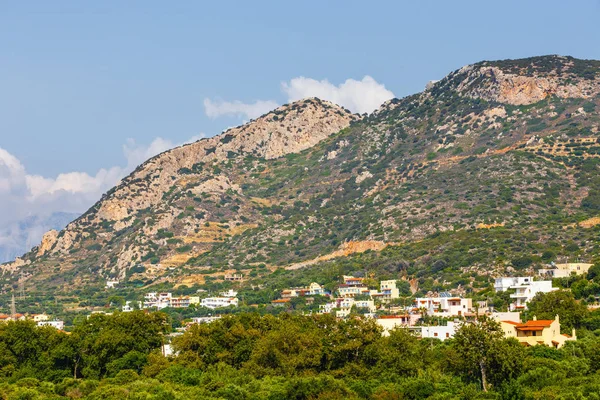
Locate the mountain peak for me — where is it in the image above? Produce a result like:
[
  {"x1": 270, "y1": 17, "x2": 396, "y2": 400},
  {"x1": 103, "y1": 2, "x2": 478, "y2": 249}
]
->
[{"x1": 431, "y1": 55, "x2": 600, "y2": 105}]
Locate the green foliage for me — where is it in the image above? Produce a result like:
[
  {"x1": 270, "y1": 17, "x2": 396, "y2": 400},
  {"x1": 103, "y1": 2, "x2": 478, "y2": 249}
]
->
[{"x1": 525, "y1": 290, "x2": 589, "y2": 333}]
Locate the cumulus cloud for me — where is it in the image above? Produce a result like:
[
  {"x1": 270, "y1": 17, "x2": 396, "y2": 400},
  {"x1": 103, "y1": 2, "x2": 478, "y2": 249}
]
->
[
  {"x1": 282, "y1": 76, "x2": 395, "y2": 114},
  {"x1": 203, "y1": 98, "x2": 279, "y2": 120},
  {"x1": 0, "y1": 134, "x2": 204, "y2": 257},
  {"x1": 205, "y1": 75, "x2": 394, "y2": 120}
]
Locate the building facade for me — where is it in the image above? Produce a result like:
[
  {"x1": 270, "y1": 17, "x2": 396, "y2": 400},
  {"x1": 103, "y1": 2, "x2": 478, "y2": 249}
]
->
[{"x1": 500, "y1": 315, "x2": 575, "y2": 348}]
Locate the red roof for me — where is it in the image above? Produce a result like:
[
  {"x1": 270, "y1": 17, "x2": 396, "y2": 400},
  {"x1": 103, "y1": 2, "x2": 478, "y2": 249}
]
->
[
  {"x1": 272, "y1": 298, "x2": 291, "y2": 303},
  {"x1": 514, "y1": 320, "x2": 554, "y2": 331}
]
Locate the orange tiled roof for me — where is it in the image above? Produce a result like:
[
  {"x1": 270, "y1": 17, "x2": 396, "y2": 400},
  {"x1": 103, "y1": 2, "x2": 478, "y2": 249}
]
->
[{"x1": 514, "y1": 320, "x2": 554, "y2": 331}]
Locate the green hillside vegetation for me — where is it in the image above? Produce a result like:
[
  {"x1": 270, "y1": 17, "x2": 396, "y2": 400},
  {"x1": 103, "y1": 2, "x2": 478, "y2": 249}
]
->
[
  {"x1": 1, "y1": 311, "x2": 600, "y2": 399},
  {"x1": 1, "y1": 56, "x2": 600, "y2": 317}
]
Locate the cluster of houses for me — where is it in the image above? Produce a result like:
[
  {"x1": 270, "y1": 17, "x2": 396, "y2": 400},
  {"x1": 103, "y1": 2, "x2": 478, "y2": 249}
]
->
[
  {"x1": 122, "y1": 289, "x2": 239, "y2": 312},
  {"x1": 0, "y1": 312, "x2": 65, "y2": 330},
  {"x1": 267, "y1": 272, "x2": 582, "y2": 349}
]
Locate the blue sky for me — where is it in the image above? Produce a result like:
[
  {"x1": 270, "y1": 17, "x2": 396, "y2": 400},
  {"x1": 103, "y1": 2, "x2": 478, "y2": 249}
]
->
[{"x1": 0, "y1": 0, "x2": 599, "y2": 234}]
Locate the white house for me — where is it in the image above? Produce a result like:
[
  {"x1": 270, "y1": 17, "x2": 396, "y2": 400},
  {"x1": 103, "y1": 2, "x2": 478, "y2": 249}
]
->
[
  {"x1": 495, "y1": 277, "x2": 534, "y2": 292},
  {"x1": 420, "y1": 321, "x2": 459, "y2": 341},
  {"x1": 37, "y1": 320, "x2": 65, "y2": 330},
  {"x1": 414, "y1": 293, "x2": 473, "y2": 317},
  {"x1": 509, "y1": 280, "x2": 556, "y2": 311},
  {"x1": 201, "y1": 296, "x2": 238, "y2": 309},
  {"x1": 144, "y1": 292, "x2": 172, "y2": 309}
]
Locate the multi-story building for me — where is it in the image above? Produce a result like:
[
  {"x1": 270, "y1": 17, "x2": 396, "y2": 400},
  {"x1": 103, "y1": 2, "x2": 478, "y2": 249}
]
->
[
  {"x1": 170, "y1": 296, "x2": 200, "y2": 308},
  {"x1": 414, "y1": 293, "x2": 473, "y2": 317},
  {"x1": 144, "y1": 292, "x2": 172, "y2": 309},
  {"x1": 337, "y1": 284, "x2": 371, "y2": 298},
  {"x1": 335, "y1": 298, "x2": 376, "y2": 318},
  {"x1": 499, "y1": 315, "x2": 576, "y2": 348},
  {"x1": 342, "y1": 275, "x2": 365, "y2": 286},
  {"x1": 508, "y1": 280, "x2": 556, "y2": 311},
  {"x1": 31, "y1": 313, "x2": 49, "y2": 322},
  {"x1": 370, "y1": 280, "x2": 401, "y2": 303},
  {"x1": 200, "y1": 296, "x2": 239, "y2": 309},
  {"x1": 494, "y1": 277, "x2": 534, "y2": 292},
  {"x1": 281, "y1": 282, "x2": 328, "y2": 298}
]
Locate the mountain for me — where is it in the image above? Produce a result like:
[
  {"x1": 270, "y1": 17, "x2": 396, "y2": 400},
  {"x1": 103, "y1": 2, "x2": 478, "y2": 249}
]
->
[
  {"x1": 0, "y1": 212, "x2": 79, "y2": 263},
  {"x1": 4, "y1": 55, "x2": 600, "y2": 295}
]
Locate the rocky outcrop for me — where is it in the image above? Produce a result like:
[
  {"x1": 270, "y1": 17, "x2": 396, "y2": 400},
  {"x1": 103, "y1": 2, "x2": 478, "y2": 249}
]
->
[
  {"x1": 37, "y1": 230, "x2": 59, "y2": 256},
  {"x1": 438, "y1": 56, "x2": 600, "y2": 105},
  {"x1": 35, "y1": 98, "x2": 358, "y2": 257}
]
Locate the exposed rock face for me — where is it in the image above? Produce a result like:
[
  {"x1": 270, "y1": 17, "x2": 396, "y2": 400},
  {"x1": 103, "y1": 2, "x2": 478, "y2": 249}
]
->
[
  {"x1": 437, "y1": 56, "x2": 600, "y2": 105},
  {"x1": 39, "y1": 98, "x2": 358, "y2": 257},
  {"x1": 37, "y1": 230, "x2": 58, "y2": 256}
]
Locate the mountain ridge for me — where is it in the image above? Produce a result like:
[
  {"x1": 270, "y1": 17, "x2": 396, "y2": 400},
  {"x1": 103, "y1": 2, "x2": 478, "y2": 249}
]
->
[{"x1": 4, "y1": 55, "x2": 600, "y2": 294}]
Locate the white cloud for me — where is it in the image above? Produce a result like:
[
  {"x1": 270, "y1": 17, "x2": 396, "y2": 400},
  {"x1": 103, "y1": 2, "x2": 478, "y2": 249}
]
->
[
  {"x1": 203, "y1": 98, "x2": 279, "y2": 120},
  {"x1": 204, "y1": 75, "x2": 394, "y2": 120},
  {"x1": 0, "y1": 134, "x2": 204, "y2": 255},
  {"x1": 282, "y1": 76, "x2": 395, "y2": 114}
]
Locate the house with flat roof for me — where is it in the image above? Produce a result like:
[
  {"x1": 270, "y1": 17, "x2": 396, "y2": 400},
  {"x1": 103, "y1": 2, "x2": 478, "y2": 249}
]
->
[
  {"x1": 414, "y1": 293, "x2": 473, "y2": 317},
  {"x1": 201, "y1": 296, "x2": 238, "y2": 309},
  {"x1": 538, "y1": 263, "x2": 593, "y2": 278},
  {"x1": 421, "y1": 321, "x2": 459, "y2": 341},
  {"x1": 281, "y1": 282, "x2": 328, "y2": 298},
  {"x1": 376, "y1": 314, "x2": 421, "y2": 335},
  {"x1": 508, "y1": 280, "x2": 556, "y2": 311}
]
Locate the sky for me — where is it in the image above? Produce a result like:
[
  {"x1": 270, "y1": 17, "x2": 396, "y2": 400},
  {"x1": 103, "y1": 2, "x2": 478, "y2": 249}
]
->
[{"x1": 1, "y1": 0, "x2": 600, "y2": 248}]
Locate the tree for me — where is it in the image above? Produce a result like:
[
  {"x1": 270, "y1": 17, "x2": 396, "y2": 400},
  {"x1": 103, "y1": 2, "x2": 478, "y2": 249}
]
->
[
  {"x1": 452, "y1": 317, "x2": 524, "y2": 392},
  {"x1": 525, "y1": 290, "x2": 588, "y2": 333}
]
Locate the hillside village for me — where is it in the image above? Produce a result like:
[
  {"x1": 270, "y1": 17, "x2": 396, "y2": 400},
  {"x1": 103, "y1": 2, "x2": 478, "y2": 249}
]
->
[{"x1": 5, "y1": 259, "x2": 592, "y2": 354}]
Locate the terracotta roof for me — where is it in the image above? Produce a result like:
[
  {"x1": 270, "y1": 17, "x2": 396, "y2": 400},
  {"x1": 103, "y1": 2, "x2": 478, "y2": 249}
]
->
[
  {"x1": 514, "y1": 319, "x2": 554, "y2": 331},
  {"x1": 501, "y1": 320, "x2": 520, "y2": 325},
  {"x1": 271, "y1": 299, "x2": 291, "y2": 303}
]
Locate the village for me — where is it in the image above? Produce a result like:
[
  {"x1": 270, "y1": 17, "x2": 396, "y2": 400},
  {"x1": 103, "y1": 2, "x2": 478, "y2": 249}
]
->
[{"x1": 1, "y1": 262, "x2": 592, "y2": 351}]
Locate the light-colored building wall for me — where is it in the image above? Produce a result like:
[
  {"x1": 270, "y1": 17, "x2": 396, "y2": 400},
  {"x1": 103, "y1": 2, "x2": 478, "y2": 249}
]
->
[
  {"x1": 200, "y1": 297, "x2": 238, "y2": 309},
  {"x1": 37, "y1": 320, "x2": 64, "y2": 330},
  {"x1": 538, "y1": 263, "x2": 593, "y2": 278},
  {"x1": 495, "y1": 277, "x2": 533, "y2": 292},
  {"x1": 420, "y1": 321, "x2": 459, "y2": 341},
  {"x1": 377, "y1": 314, "x2": 421, "y2": 336},
  {"x1": 500, "y1": 315, "x2": 575, "y2": 348},
  {"x1": 509, "y1": 280, "x2": 556, "y2": 311}
]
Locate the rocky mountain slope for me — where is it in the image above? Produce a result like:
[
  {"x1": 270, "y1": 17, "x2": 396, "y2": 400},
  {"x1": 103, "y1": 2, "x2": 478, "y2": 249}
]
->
[{"x1": 4, "y1": 55, "x2": 600, "y2": 294}]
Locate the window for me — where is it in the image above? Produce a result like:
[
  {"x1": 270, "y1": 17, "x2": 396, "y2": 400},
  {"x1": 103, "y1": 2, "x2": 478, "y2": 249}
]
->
[
  {"x1": 445, "y1": 332, "x2": 450, "y2": 338},
  {"x1": 434, "y1": 332, "x2": 438, "y2": 337}
]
